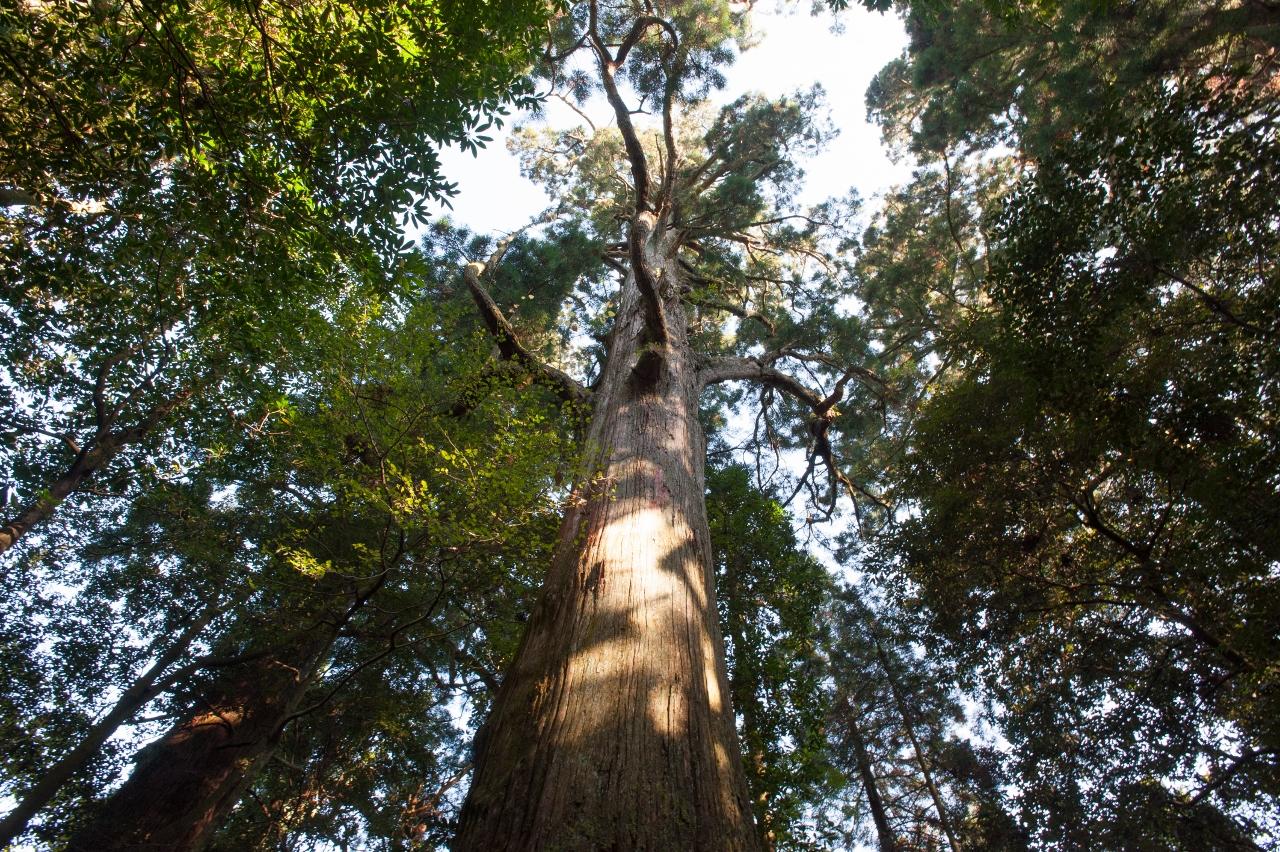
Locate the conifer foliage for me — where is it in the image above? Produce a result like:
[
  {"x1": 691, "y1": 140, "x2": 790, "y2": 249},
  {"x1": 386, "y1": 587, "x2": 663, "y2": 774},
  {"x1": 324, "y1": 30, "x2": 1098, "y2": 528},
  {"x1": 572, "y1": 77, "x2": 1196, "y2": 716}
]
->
[{"x1": 1, "y1": 0, "x2": 1277, "y2": 849}]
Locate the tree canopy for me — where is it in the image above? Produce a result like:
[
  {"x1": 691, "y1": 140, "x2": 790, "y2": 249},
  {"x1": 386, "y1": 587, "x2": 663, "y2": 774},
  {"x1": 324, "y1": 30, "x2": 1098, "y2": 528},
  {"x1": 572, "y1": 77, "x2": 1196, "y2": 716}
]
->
[{"x1": 1, "y1": 0, "x2": 1277, "y2": 849}]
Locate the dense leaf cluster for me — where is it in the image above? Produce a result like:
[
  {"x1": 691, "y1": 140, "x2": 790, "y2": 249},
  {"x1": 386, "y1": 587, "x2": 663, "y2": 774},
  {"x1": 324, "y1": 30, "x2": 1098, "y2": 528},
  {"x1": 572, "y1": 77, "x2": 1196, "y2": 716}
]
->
[{"x1": 842, "y1": 0, "x2": 1280, "y2": 847}]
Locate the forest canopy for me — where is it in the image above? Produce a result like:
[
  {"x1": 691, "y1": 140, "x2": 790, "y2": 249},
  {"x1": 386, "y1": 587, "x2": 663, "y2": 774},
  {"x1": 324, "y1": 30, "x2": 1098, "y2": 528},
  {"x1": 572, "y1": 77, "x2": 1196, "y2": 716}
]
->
[{"x1": 1, "y1": 0, "x2": 1276, "y2": 849}]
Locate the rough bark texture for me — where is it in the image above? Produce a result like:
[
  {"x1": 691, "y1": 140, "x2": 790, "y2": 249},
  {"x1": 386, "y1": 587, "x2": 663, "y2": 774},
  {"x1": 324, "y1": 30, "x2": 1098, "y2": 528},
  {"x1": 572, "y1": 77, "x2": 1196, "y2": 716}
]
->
[
  {"x1": 456, "y1": 232, "x2": 760, "y2": 850},
  {"x1": 66, "y1": 627, "x2": 334, "y2": 852}
]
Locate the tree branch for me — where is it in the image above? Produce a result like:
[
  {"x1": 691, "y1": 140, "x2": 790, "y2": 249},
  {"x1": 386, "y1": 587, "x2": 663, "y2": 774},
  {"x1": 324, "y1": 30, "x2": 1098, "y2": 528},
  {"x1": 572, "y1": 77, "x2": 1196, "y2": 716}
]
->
[
  {"x1": 614, "y1": 15, "x2": 678, "y2": 66},
  {"x1": 699, "y1": 355, "x2": 889, "y2": 526},
  {"x1": 683, "y1": 291, "x2": 776, "y2": 335},
  {"x1": 589, "y1": 3, "x2": 653, "y2": 212},
  {"x1": 630, "y1": 211, "x2": 670, "y2": 345},
  {"x1": 698, "y1": 356, "x2": 822, "y2": 407},
  {"x1": 461, "y1": 262, "x2": 591, "y2": 409}
]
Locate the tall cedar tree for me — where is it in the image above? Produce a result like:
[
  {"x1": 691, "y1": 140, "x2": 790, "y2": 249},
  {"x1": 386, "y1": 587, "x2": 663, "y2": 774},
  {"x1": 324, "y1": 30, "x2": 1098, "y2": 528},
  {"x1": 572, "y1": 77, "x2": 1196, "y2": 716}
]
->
[{"x1": 453, "y1": 2, "x2": 883, "y2": 847}]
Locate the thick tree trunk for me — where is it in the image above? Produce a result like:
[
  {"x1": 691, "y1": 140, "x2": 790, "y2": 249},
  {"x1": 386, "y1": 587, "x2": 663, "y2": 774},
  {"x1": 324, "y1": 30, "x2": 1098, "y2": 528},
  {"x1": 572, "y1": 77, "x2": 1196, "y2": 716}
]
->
[
  {"x1": 66, "y1": 626, "x2": 334, "y2": 852},
  {"x1": 456, "y1": 236, "x2": 760, "y2": 849}
]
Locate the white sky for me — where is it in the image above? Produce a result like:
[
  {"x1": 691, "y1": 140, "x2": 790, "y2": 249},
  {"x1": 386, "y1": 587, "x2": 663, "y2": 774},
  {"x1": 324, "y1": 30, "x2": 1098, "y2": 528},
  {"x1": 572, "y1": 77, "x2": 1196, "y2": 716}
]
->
[
  {"x1": 428, "y1": 4, "x2": 910, "y2": 235},
  {"x1": 420, "y1": 5, "x2": 913, "y2": 596},
  {"x1": 0, "y1": 11, "x2": 913, "y2": 849}
]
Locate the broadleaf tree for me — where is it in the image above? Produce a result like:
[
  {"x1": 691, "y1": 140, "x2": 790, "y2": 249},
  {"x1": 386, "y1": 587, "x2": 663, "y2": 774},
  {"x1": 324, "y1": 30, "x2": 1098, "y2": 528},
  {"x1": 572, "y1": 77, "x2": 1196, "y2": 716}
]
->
[
  {"x1": 0, "y1": 0, "x2": 556, "y2": 557},
  {"x1": 837, "y1": 0, "x2": 1280, "y2": 845},
  {"x1": 0, "y1": 290, "x2": 573, "y2": 849}
]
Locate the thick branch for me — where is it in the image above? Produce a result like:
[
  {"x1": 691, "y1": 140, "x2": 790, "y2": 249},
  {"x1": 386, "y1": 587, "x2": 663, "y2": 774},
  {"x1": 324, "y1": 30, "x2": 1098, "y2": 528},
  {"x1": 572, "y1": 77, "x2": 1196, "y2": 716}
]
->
[
  {"x1": 630, "y1": 211, "x2": 670, "y2": 345},
  {"x1": 698, "y1": 356, "x2": 821, "y2": 408},
  {"x1": 589, "y1": 6, "x2": 677, "y2": 217},
  {"x1": 462, "y1": 263, "x2": 590, "y2": 408},
  {"x1": 589, "y1": 5, "x2": 652, "y2": 211},
  {"x1": 614, "y1": 15, "x2": 678, "y2": 66},
  {"x1": 0, "y1": 388, "x2": 192, "y2": 557}
]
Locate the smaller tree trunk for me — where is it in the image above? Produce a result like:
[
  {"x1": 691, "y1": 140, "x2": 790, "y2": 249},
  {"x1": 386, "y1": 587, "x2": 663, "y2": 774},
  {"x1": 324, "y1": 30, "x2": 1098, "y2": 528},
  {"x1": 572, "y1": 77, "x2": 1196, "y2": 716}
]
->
[
  {"x1": 846, "y1": 709, "x2": 897, "y2": 852},
  {"x1": 874, "y1": 639, "x2": 961, "y2": 852},
  {"x1": 66, "y1": 625, "x2": 335, "y2": 852},
  {"x1": 0, "y1": 441, "x2": 120, "y2": 556},
  {"x1": 724, "y1": 554, "x2": 775, "y2": 850},
  {"x1": 0, "y1": 604, "x2": 222, "y2": 846}
]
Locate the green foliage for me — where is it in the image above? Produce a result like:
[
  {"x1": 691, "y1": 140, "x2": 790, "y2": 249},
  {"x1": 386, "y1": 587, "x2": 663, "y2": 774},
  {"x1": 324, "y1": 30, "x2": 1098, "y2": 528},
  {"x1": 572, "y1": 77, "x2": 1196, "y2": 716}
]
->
[
  {"x1": 861, "y1": 0, "x2": 1279, "y2": 159},
  {"x1": 707, "y1": 464, "x2": 838, "y2": 850},
  {"x1": 0, "y1": 278, "x2": 573, "y2": 846},
  {"x1": 856, "y1": 5, "x2": 1280, "y2": 842},
  {"x1": 1, "y1": 0, "x2": 550, "y2": 246},
  {"x1": 0, "y1": 0, "x2": 555, "y2": 567},
  {"x1": 6, "y1": 0, "x2": 1276, "y2": 847}
]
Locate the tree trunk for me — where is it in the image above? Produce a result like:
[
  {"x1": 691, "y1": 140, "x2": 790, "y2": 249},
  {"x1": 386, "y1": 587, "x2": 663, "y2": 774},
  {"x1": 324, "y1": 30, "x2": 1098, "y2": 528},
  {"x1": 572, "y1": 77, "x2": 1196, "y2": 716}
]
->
[
  {"x1": 725, "y1": 549, "x2": 776, "y2": 850},
  {"x1": 846, "y1": 710, "x2": 897, "y2": 852},
  {"x1": 873, "y1": 639, "x2": 961, "y2": 852},
  {"x1": 66, "y1": 625, "x2": 334, "y2": 852},
  {"x1": 456, "y1": 235, "x2": 760, "y2": 849},
  {"x1": 0, "y1": 603, "x2": 221, "y2": 846}
]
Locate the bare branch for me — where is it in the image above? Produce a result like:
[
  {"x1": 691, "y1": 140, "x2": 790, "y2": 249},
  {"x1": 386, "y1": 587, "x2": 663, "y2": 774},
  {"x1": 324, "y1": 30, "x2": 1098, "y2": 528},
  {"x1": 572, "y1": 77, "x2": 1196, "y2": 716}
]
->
[
  {"x1": 552, "y1": 92, "x2": 598, "y2": 133},
  {"x1": 461, "y1": 260, "x2": 591, "y2": 409},
  {"x1": 697, "y1": 356, "x2": 822, "y2": 407},
  {"x1": 684, "y1": 292, "x2": 776, "y2": 335},
  {"x1": 779, "y1": 348, "x2": 894, "y2": 401},
  {"x1": 1156, "y1": 263, "x2": 1272, "y2": 338},
  {"x1": 699, "y1": 354, "x2": 889, "y2": 526},
  {"x1": 0, "y1": 415, "x2": 82, "y2": 455}
]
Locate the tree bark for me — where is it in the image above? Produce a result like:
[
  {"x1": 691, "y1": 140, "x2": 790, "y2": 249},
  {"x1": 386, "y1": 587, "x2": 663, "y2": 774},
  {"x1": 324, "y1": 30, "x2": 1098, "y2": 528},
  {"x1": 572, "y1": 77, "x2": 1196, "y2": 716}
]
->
[
  {"x1": 0, "y1": 603, "x2": 221, "y2": 846},
  {"x1": 456, "y1": 233, "x2": 760, "y2": 849},
  {"x1": 846, "y1": 710, "x2": 897, "y2": 852},
  {"x1": 66, "y1": 625, "x2": 335, "y2": 852}
]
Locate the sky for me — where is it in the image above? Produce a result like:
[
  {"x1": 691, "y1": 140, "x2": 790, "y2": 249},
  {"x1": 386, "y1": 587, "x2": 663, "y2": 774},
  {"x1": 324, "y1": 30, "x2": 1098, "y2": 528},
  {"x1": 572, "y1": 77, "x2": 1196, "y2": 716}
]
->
[
  {"x1": 417, "y1": 4, "x2": 914, "y2": 582},
  {"x1": 0, "y1": 11, "x2": 914, "y2": 848},
  {"x1": 426, "y1": 4, "x2": 911, "y2": 236}
]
